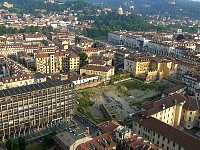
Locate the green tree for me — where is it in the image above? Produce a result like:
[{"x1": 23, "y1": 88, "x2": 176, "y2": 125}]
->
[
  {"x1": 12, "y1": 143, "x2": 20, "y2": 150},
  {"x1": 5, "y1": 139, "x2": 12, "y2": 150},
  {"x1": 18, "y1": 137, "x2": 25, "y2": 150},
  {"x1": 79, "y1": 52, "x2": 88, "y2": 67}
]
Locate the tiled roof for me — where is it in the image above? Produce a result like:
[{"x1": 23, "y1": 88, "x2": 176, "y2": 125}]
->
[
  {"x1": 162, "y1": 84, "x2": 186, "y2": 95},
  {"x1": 97, "y1": 120, "x2": 119, "y2": 133},
  {"x1": 81, "y1": 65, "x2": 114, "y2": 72},
  {"x1": 76, "y1": 131, "x2": 117, "y2": 150},
  {"x1": 183, "y1": 97, "x2": 200, "y2": 111},
  {"x1": 142, "y1": 94, "x2": 187, "y2": 115},
  {"x1": 133, "y1": 113, "x2": 200, "y2": 150}
]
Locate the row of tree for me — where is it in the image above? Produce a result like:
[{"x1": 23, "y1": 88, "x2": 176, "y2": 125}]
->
[
  {"x1": 83, "y1": 12, "x2": 154, "y2": 38},
  {"x1": 1, "y1": 0, "x2": 97, "y2": 14},
  {"x1": 6, "y1": 137, "x2": 25, "y2": 150},
  {"x1": 0, "y1": 25, "x2": 54, "y2": 36}
]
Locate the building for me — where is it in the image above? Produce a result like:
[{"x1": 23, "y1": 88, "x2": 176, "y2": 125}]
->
[
  {"x1": 23, "y1": 33, "x2": 47, "y2": 42},
  {"x1": 124, "y1": 54, "x2": 178, "y2": 81},
  {"x1": 76, "y1": 131, "x2": 117, "y2": 150},
  {"x1": 162, "y1": 84, "x2": 186, "y2": 97},
  {"x1": 76, "y1": 121, "x2": 158, "y2": 150},
  {"x1": 63, "y1": 53, "x2": 80, "y2": 72},
  {"x1": 141, "y1": 94, "x2": 187, "y2": 127},
  {"x1": 88, "y1": 56, "x2": 112, "y2": 66},
  {"x1": 54, "y1": 128, "x2": 92, "y2": 150},
  {"x1": 180, "y1": 97, "x2": 200, "y2": 129},
  {"x1": 118, "y1": 7, "x2": 123, "y2": 15},
  {"x1": 80, "y1": 65, "x2": 115, "y2": 81},
  {"x1": 0, "y1": 79, "x2": 75, "y2": 141},
  {"x1": 35, "y1": 52, "x2": 66, "y2": 74},
  {"x1": 182, "y1": 73, "x2": 200, "y2": 95},
  {"x1": 132, "y1": 113, "x2": 200, "y2": 150},
  {"x1": 0, "y1": 56, "x2": 34, "y2": 90},
  {"x1": 132, "y1": 93, "x2": 200, "y2": 150}
]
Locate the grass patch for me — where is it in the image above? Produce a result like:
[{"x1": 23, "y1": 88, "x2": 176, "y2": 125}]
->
[
  {"x1": 111, "y1": 73, "x2": 131, "y2": 82},
  {"x1": 117, "y1": 80, "x2": 166, "y2": 91}
]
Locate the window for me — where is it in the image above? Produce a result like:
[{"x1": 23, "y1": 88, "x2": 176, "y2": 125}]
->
[
  {"x1": 188, "y1": 117, "x2": 192, "y2": 121},
  {"x1": 190, "y1": 112, "x2": 193, "y2": 115}
]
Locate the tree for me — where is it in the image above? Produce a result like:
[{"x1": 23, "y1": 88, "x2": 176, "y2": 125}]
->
[
  {"x1": 79, "y1": 52, "x2": 88, "y2": 67},
  {"x1": 5, "y1": 139, "x2": 12, "y2": 150},
  {"x1": 43, "y1": 133, "x2": 54, "y2": 146},
  {"x1": 12, "y1": 143, "x2": 20, "y2": 150},
  {"x1": 18, "y1": 137, "x2": 26, "y2": 150}
]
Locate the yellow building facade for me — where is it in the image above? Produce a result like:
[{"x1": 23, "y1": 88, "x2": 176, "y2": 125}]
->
[{"x1": 80, "y1": 65, "x2": 114, "y2": 80}]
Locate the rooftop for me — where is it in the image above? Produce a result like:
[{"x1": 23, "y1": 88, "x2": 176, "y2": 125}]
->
[
  {"x1": 162, "y1": 84, "x2": 186, "y2": 95},
  {"x1": 0, "y1": 79, "x2": 72, "y2": 98},
  {"x1": 133, "y1": 113, "x2": 200, "y2": 150},
  {"x1": 142, "y1": 94, "x2": 187, "y2": 115},
  {"x1": 81, "y1": 65, "x2": 114, "y2": 72}
]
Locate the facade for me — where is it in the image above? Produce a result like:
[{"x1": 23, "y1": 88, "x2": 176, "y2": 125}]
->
[
  {"x1": 0, "y1": 56, "x2": 34, "y2": 90},
  {"x1": 0, "y1": 79, "x2": 75, "y2": 141},
  {"x1": 181, "y1": 98, "x2": 200, "y2": 129},
  {"x1": 124, "y1": 55, "x2": 178, "y2": 81},
  {"x1": 80, "y1": 65, "x2": 115, "y2": 80},
  {"x1": 162, "y1": 84, "x2": 186, "y2": 97},
  {"x1": 63, "y1": 53, "x2": 80, "y2": 72},
  {"x1": 182, "y1": 73, "x2": 200, "y2": 95},
  {"x1": 132, "y1": 93, "x2": 200, "y2": 150},
  {"x1": 132, "y1": 113, "x2": 200, "y2": 150},
  {"x1": 35, "y1": 52, "x2": 65, "y2": 74},
  {"x1": 54, "y1": 130, "x2": 92, "y2": 150},
  {"x1": 141, "y1": 94, "x2": 187, "y2": 127}
]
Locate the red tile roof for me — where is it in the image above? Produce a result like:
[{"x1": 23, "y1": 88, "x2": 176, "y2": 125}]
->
[
  {"x1": 142, "y1": 94, "x2": 187, "y2": 115},
  {"x1": 76, "y1": 131, "x2": 117, "y2": 150},
  {"x1": 133, "y1": 113, "x2": 200, "y2": 150},
  {"x1": 97, "y1": 120, "x2": 119, "y2": 133},
  {"x1": 162, "y1": 84, "x2": 186, "y2": 95}
]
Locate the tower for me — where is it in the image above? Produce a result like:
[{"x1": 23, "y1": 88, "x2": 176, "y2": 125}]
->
[
  {"x1": 168, "y1": 0, "x2": 176, "y2": 5},
  {"x1": 118, "y1": 6, "x2": 123, "y2": 15}
]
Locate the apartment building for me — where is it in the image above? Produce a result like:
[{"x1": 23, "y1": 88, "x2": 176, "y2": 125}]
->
[
  {"x1": 182, "y1": 73, "x2": 200, "y2": 95},
  {"x1": 180, "y1": 97, "x2": 200, "y2": 129},
  {"x1": 108, "y1": 31, "x2": 150, "y2": 49},
  {"x1": 0, "y1": 79, "x2": 75, "y2": 141},
  {"x1": 35, "y1": 51, "x2": 80, "y2": 74},
  {"x1": 63, "y1": 53, "x2": 80, "y2": 72},
  {"x1": 80, "y1": 65, "x2": 114, "y2": 81},
  {"x1": 132, "y1": 94, "x2": 200, "y2": 150},
  {"x1": 35, "y1": 52, "x2": 65, "y2": 74},
  {"x1": 132, "y1": 113, "x2": 200, "y2": 150},
  {"x1": 124, "y1": 54, "x2": 178, "y2": 81},
  {"x1": 162, "y1": 84, "x2": 186, "y2": 97},
  {"x1": 141, "y1": 94, "x2": 187, "y2": 127},
  {"x1": 0, "y1": 44, "x2": 25, "y2": 56},
  {"x1": 0, "y1": 56, "x2": 34, "y2": 90},
  {"x1": 23, "y1": 33, "x2": 47, "y2": 42}
]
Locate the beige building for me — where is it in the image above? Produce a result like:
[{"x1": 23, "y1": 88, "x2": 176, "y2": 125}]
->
[
  {"x1": 141, "y1": 94, "x2": 187, "y2": 127},
  {"x1": 133, "y1": 113, "x2": 200, "y2": 150},
  {"x1": 124, "y1": 55, "x2": 178, "y2": 81},
  {"x1": 132, "y1": 93, "x2": 200, "y2": 150},
  {"x1": 35, "y1": 52, "x2": 79, "y2": 74},
  {"x1": 181, "y1": 97, "x2": 200, "y2": 129},
  {"x1": 63, "y1": 53, "x2": 80, "y2": 72},
  {"x1": 35, "y1": 52, "x2": 65, "y2": 74},
  {"x1": 0, "y1": 79, "x2": 75, "y2": 141},
  {"x1": 80, "y1": 65, "x2": 114, "y2": 80}
]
